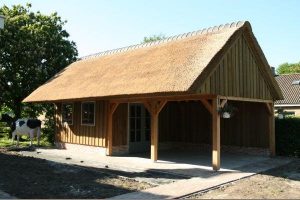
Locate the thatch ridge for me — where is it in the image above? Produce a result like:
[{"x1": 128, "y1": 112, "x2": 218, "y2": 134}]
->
[{"x1": 80, "y1": 21, "x2": 246, "y2": 61}]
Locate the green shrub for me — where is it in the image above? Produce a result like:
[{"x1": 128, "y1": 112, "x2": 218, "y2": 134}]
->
[
  {"x1": 41, "y1": 106, "x2": 55, "y2": 144},
  {"x1": 0, "y1": 122, "x2": 10, "y2": 138},
  {"x1": 275, "y1": 117, "x2": 300, "y2": 157}
]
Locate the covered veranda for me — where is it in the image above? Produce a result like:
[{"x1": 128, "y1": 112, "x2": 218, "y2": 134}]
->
[{"x1": 107, "y1": 94, "x2": 275, "y2": 171}]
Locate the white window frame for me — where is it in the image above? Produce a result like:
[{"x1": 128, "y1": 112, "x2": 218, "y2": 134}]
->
[
  {"x1": 61, "y1": 103, "x2": 74, "y2": 125},
  {"x1": 81, "y1": 101, "x2": 96, "y2": 126}
]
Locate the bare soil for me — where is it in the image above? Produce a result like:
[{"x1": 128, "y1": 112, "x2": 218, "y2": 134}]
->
[
  {"x1": 186, "y1": 159, "x2": 300, "y2": 199},
  {"x1": 0, "y1": 148, "x2": 156, "y2": 199}
]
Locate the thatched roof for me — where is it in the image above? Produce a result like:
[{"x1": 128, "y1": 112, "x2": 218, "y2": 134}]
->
[{"x1": 23, "y1": 21, "x2": 282, "y2": 102}]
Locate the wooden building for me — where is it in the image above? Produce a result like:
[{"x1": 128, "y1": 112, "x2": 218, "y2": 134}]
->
[{"x1": 23, "y1": 21, "x2": 283, "y2": 170}]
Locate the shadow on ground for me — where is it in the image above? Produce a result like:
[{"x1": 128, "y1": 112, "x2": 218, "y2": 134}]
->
[{"x1": 0, "y1": 149, "x2": 185, "y2": 199}]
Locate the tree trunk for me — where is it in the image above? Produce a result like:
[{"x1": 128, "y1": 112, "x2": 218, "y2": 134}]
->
[
  {"x1": 14, "y1": 101, "x2": 22, "y2": 120},
  {"x1": 8, "y1": 100, "x2": 22, "y2": 138}
]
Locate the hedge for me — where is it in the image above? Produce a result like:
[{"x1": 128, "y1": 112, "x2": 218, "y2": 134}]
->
[{"x1": 275, "y1": 117, "x2": 300, "y2": 157}]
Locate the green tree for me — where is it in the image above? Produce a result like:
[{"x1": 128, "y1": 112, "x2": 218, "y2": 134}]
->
[
  {"x1": 0, "y1": 4, "x2": 78, "y2": 120},
  {"x1": 142, "y1": 34, "x2": 166, "y2": 43},
  {"x1": 277, "y1": 62, "x2": 300, "y2": 75}
]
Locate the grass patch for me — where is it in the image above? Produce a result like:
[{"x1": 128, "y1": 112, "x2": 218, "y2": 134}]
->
[{"x1": 0, "y1": 135, "x2": 53, "y2": 148}]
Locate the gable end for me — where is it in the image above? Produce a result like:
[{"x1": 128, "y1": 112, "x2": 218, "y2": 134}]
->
[{"x1": 196, "y1": 24, "x2": 282, "y2": 100}]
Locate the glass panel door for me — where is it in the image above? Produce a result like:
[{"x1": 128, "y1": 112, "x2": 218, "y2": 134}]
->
[{"x1": 128, "y1": 103, "x2": 151, "y2": 153}]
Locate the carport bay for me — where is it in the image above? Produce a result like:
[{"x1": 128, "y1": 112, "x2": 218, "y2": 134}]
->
[{"x1": 108, "y1": 98, "x2": 272, "y2": 172}]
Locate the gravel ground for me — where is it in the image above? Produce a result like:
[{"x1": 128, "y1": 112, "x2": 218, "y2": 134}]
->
[
  {"x1": 0, "y1": 147, "x2": 184, "y2": 199},
  {"x1": 185, "y1": 159, "x2": 300, "y2": 199}
]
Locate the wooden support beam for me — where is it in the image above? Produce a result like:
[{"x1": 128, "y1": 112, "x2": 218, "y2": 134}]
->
[
  {"x1": 110, "y1": 94, "x2": 217, "y2": 104},
  {"x1": 144, "y1": 100, "x2": 167, "y2": 115},
  {"x1": 265, "y1": 103, "x2": 273, "y2": 116},
  {"x1": 200, "y1": 99, "x2": 213, "y2": 114},
  {"x1": 212, "y1": 97, "x2": 221, "y2": 171},
  {"x1": 106, "y1": 102, "x2": 119, "y2": 156},
  {"x1": 268, "y1": 102, "x2": 275, "y2": 156},
  {"x1": 220, "y1": 99, "x2": 228, "y2": 108},
  {"x1": 143, "y1": 100, "x2": 167, "y2": 162},
  {"x1": 156, "y1": 100, "x2": 167, "y2": 114},
  {"x1": 218, "y1": 95, "x2": 273, "y2": 103}
]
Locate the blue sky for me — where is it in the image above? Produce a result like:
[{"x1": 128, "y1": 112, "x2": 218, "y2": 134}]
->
[{"x1": 1, "y1": 0, "x2": 299, "y2": 68}]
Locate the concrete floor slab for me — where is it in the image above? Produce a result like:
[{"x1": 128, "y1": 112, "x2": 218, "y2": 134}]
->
[
  {"x1": 112, "y1": 157, "x2": 292, "y2": 199},
  {"x1": 21, "y1": 148, "x2": 268, "y2": 178}
]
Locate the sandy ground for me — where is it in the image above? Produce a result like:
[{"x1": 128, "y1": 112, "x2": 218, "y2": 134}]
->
[
  {"x1": 0, "y1": 147, "x2": 183, "y2": 199},
  {"x1": 185, "y1": 159, "x2": 300, "y2": 199}
]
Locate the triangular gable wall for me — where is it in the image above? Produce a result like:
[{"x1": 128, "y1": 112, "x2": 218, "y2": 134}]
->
[{"x1": 198, "y1": 34, "x2": 273, "y2": 100}]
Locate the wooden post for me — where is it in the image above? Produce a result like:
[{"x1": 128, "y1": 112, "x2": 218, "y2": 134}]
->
[
  {"x1": 106, "y1": 102, "x2": 119, "y2": 156},
  {"x1": 53, "y1": 103, "x2": 58, "y2": 143},
  {"x1": 212, "y1": 97, "x2": 221, "y2": 170},
  {"x1": 151, "y1": 113, "x2": 159, "y2": 161},
  {"x1": 143, "y1": 100, "x2": 167, "y2": 162},
  {"x1": 267, "y1": 103, "x2": 275, "y2": 156}
]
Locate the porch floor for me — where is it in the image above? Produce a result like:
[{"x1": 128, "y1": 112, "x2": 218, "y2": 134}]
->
[{"x1": 20, "y1": 147, "x2": 269, "y2": 178}]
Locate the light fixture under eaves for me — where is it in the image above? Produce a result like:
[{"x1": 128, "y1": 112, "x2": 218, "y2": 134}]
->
[{"x1": 292, "y1": 80, "x2": 300, "y2": 85}]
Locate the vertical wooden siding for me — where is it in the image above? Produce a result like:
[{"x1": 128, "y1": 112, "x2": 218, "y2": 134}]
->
[
  {"x1": 199, "y1": 34, "x2": 273, "y2": 100},
  {"x1": 112, "y1": 103, "x2": 128, "y2": 146},
  {"x1": 220, "y1": 101, "x2": 269, "y2": 147},
  {"x1": 55, "y1": 100, "x2": 269, "y2": 148},
  {"x1": 159, "y1": 101, "x2": 269, "y2": 148},
  {"x1": 159, "y1": 102, "x2": 211, "y2": 144},
  {"x1": 55, "y1": 101, "x2": 108, "y2": 147}
]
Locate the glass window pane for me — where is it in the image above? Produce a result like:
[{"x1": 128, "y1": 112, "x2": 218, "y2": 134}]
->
[
  {"x1": 136, "y1": 118, "x2": 141, "y2": 129},
  {"x1": 130, "y1": 105, "x2": 135, "y2": 117},
  {"x1": 136, "y1": 106, "x2": 141, "y2": 117},
  {"x1": 130, "y1": 130, "x2": 135, "y2": 142},
  {"x1": 82, "y1": 102, "x2": 95, "y2": 125},
  {"x1": 62, "y1": 103, "x2": 73, "y2": 124},
  {"x1": 136, "y1": 130, "x2": 141, "y2": 142},
  {"x1": 130, "y1": 118, "x2": 135, "y2": 130},
  {"x1": 145, "y1": 129, "x2": 150, "y2": 141},
  {"x1": 89, "y1": 104, "x2": 94, "y2": 124}
]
